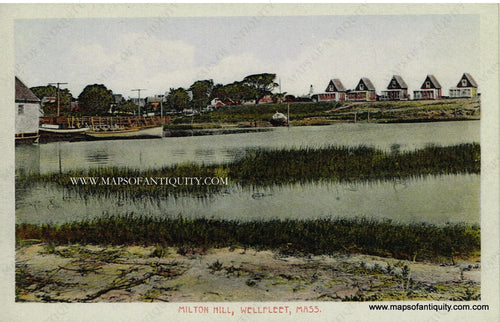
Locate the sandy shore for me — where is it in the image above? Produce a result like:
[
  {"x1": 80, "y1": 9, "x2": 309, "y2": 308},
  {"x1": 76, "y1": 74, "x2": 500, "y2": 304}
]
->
[{"x1": 16, "y1": 244, "x2": 480, "y2": 302}]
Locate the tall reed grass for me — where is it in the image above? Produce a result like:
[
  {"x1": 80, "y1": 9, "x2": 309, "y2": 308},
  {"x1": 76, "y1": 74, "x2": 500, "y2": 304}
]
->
[
  {"x1": 16, "y1": 143, "x2": 479, "y2": 199},
  {"x1": 16, "y1": 216, "x2": 479, "y2": 263}
]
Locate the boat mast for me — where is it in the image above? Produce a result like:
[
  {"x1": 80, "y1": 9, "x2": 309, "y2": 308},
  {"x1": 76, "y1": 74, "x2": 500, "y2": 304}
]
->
[
  {"x1": 131, "y1": 88, "x2": 146, "y2": 116},
  {"x1": 48, "y1": 82, "x2": 67, "y2": 117}
]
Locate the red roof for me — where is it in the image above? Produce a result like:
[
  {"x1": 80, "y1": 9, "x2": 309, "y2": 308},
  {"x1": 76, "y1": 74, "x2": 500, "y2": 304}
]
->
[
  {"x1": 420, "y1": 75, "x2": 441, "y2": 89},
  {"x1": 325, "y1": 78, "x2": 346, "y2": 92},
  {"x1": 355, "y1": 77, "x2": 376, "y2": 91},
  {"x1": 457, "y1": 73, "x2": 478, "y2": 88},
  {"x1": 387, "y1": 75, "x2": 408, "y2": 89}
]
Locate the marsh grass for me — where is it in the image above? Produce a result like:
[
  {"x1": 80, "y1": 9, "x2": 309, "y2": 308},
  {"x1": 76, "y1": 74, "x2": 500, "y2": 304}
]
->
[
  {"x1": 16, "y1": 216, "x2": 479, "y2": 263},
  {"x1": 189, "y1": 102, "x2": 342, "y2": 123},
  {"x1": 180, "y1": 99, "x2": 478, "y2": 124},
  {"x1": 229, "y1": 143, "x2": 479, "y2": 186},
  {"x1": 16, "y1": 143, "x2": 480, "y2": 199}
]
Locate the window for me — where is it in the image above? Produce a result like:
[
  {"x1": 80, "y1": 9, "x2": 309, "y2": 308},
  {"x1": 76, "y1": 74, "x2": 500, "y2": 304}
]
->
[
  {"x1": 18, "y1": 104, "x2": 24, "y2": 115},
  {"x1": 462, "y1": 79, "x2": 467, "y2": 86},
  {"x1": 425, "y1": 81, "x2": 430, "y2": 88},
  {"x1": 359, "y1": 84, "x2": 364, "y2": 90}
]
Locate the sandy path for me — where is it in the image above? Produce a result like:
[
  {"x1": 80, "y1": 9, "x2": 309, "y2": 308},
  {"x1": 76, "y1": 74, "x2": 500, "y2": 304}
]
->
[{"x1": 16, "y1": 244, "x2": 480, "y2": 302}]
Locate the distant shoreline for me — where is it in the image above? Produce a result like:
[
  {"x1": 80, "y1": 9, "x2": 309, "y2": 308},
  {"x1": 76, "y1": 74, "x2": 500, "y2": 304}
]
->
[{"x1": 168, "y1": 98, "x2": 480, "y2": 131}]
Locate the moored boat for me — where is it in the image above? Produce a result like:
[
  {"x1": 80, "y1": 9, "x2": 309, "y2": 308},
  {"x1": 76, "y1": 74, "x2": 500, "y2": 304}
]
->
[
  {"x1": 39, "y1": 116, "x2": 165, "y2": 141},
  {"x1": 85, "y1": 125, "x2": 162, "y2": 139},
  {"x1": 39, "y1": 122, "x2": 90, "y2": 142},
  {"x1": 84, "y1": 116, "x2": 164, "y2": 140},
  {"x1": 270, "y1": 111, "x2": 288, "y2": 126},
  {"x1": 40, "y1": 124, "x2": 89, "y2": 134}
]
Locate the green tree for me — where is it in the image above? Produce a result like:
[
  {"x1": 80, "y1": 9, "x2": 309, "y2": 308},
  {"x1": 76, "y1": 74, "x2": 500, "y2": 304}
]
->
[
  {"x1": 189, "y1": 79, "x2": 214, "y2": 110},
  {"x1": 78, "y1": 84, "x2": 114, "y2": 116},
  {"x1": 114, "y1": 100, "x2": 137, "y2": 115},
  {"x1": 166, "y1": 87, "x2": 190, "y2": 111},
  {"x1": 30, "y1": 85, "x2": 73, "y2": 116},
  {"x1": 210, "y1": 83, "x2": 227, "y2": 100},
  {"x1": 273, "y1": 91, "x2": 287, "y2": 103},
  {"x1": 210, "y1": 81, "x2": 255, "y2": 102},
  {"x1": 241, "y1": 73, "x2": 278, "y2": 104}
]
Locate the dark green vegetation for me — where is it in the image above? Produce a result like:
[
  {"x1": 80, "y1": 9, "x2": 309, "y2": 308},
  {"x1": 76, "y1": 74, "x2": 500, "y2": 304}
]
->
[
  {"x1": 230, "y1": 143, "x2": 479, "y2": 186},
  {"x1": 16, "y1": 143, "x2": 480, "y2": 199},
  {"x1": 179, "y1": 101, "x2": 341, "y2": 123},
  {"x1": 77, "y1": 84, "x2": 115, "y2": 116},
  {"x1": 163, "y1": 127, "x2": 271, "y2": 137},
  {"x1": 30, "y1": 85, "x2": 73, "y2": 116},
  {"x1": 16, "y1": 216, "x2": 480, "y2": 263},
  {"x1": 172, "y1": 98, "x2": 479, "y2": 125},
  {"x1": 16, "y1": 143, "x2": 480, "y2": 265},
  {"x1": 331, "y1": 99, "x2": 480, "y2": 124}
]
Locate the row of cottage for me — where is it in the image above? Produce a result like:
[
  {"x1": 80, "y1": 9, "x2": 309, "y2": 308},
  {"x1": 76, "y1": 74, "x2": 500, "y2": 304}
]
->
[
  {"x1": 14, "y1": 73, "x2": 479, "y2": 143},
  {"x1": 313, "y1": 73, "x2": 478, "y2": 102}
]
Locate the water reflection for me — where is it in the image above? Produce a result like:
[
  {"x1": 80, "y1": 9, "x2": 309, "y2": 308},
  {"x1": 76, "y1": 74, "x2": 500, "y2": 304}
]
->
[
  {"x1": 85, "y1": 150, "x2": 110, "y2": 164},
  {"x1": 16, "y1": 174, "x2": 479, "y2": 226},
  {"x1": 16, "y1": 121, "x2": 480, "y2": 174}
]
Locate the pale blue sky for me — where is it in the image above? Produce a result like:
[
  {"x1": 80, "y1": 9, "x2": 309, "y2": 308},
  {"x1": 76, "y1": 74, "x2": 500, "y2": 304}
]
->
[{"x1": 15, "y1": 15, "x2": 479, "y2": 98}]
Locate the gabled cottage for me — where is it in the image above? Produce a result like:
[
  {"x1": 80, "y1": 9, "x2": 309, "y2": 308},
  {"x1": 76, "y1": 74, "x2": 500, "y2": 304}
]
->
[
  {"x1": 380, "y1": 75, "x2": 408, "y2": 101},
  {"x1": 413, "y1": 75, "x2": 442, "y2": 100},
  {"x1": 316, "y1": 78, "x2": 346, "y2": 102},
  {"x1": 347, "y1": 77, "x2": 376, "y2": 101},
  {"x1": 449, "y1": 73, "x2": 478, "y2": 98},
  {"x1": 15, "y1": 77, "x2": 43, "y2": 143}
]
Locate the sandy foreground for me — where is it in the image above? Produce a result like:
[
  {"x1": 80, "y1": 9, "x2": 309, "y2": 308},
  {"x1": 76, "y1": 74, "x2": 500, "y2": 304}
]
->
[{"x1": 16, "y1": 244, "x2": 480, "y2": 302}]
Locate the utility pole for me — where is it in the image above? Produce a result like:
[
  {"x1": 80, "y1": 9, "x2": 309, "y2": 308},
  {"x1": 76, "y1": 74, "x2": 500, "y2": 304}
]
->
[
  {"x1": 160, "y1": 95, "x2": 164, "y2": 138},
  {"x1": 279, "y1": 77, "x2": 282, "y2": 104},
  {"x1": 131, "y1": 89, "x2": 146, "y2": 116},
  {"x1": 48, "y1": 82, "x2": 68, "y2": 117}
]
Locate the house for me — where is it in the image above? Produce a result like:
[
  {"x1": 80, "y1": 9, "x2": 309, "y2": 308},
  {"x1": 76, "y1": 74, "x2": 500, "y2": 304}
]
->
[
  {"x1": 313, "y1": 78, "x2": 346, "y2": 102},
  {"x1": 413, "y1": 75, "x2": 442, "y2": 100},
  {"x1": 113, "y1": 94, "x2": 124, "y2": 105},
  {"x1": 145, "y1": 95, "x2": 165, "y2": 108},
  {"x1": 380, "y1": 75, "x2": 408, "y2": 100},
  {"x1": 70, "y1": 100, "x2": 79, "y2": 113},
  {"x1": 449, "y1": 73, "x2": 478, "y2": 98},
  {"x1": 15, "y1": 77, "x2": 43, "y2": 143},
  {"x1": 41, "y1": 96, "x2": 56, "y2": 105},
  {"x1": 258, "y1": 94, "x2": 274, "y2": 104},
  {"x1": 209, "y1": 98, "x2": 226, "y2": 108},
  {"x1": 130, "y1": 97, "x2": 146, "y2": 108},
  {"x1": 346, "y1": 77, "x2": 376, "y2": 101}
]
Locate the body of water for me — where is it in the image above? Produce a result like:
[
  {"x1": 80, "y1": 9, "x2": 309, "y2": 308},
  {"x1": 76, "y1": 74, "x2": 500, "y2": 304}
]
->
[
  {"x1": 16, "y1": 121, "x2": 479, "y2": 174},
  {"x1": 15, "y1": 121, "x2": 480, "y2": 225},
  {"x1": 16, "y1": 174, "x2": 479, "y2": 225}
]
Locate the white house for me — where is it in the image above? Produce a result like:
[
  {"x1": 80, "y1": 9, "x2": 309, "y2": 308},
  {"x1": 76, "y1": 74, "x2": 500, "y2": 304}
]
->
[
  {"x1": 449, "y1": 73, "x2": 478, "y2": 98},
  {"x1": 413, "y1": 75, "x2": 442, "y2": 100},
  {"x1": 313, "y1": 78, "x2": 346, "y2": 102},
  {"x1": 380, "y1": 75, "x2": 409, "y2": 101},
  {"x1": 15, "y1": 77, "x2": 43, "y2": 143}
]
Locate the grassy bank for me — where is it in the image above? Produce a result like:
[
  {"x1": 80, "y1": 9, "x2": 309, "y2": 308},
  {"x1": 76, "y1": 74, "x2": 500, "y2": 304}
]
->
[
  {"x1": 16, "y1": 216, "x2": 479, "y2": 263},
  {"x1": 163, "y1": 127, "x2": 271, "y2": 137},
  {"x1": 16, "y1": 143, "x2": 480, "y2": 199},
  {"x1": 171, "y1": 98, "x2": 479, "y2": 125},
  {"x1": 229, "y1": 143, "x2": 479, "y2": 186},
  {"x1": 180, "y1": 101, "x2": 341, "y2": 124}
]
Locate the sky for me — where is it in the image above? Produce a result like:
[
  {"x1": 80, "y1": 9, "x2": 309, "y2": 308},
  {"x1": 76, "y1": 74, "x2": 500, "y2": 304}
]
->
[{"x1": 15, "y1": 14, "x2": 479, "y2": 99}]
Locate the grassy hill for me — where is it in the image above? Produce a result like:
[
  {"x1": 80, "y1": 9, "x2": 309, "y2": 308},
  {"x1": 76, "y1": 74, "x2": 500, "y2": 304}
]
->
[{"x1": 168, "y1": 98, "x2": 480, "y2": 127}]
